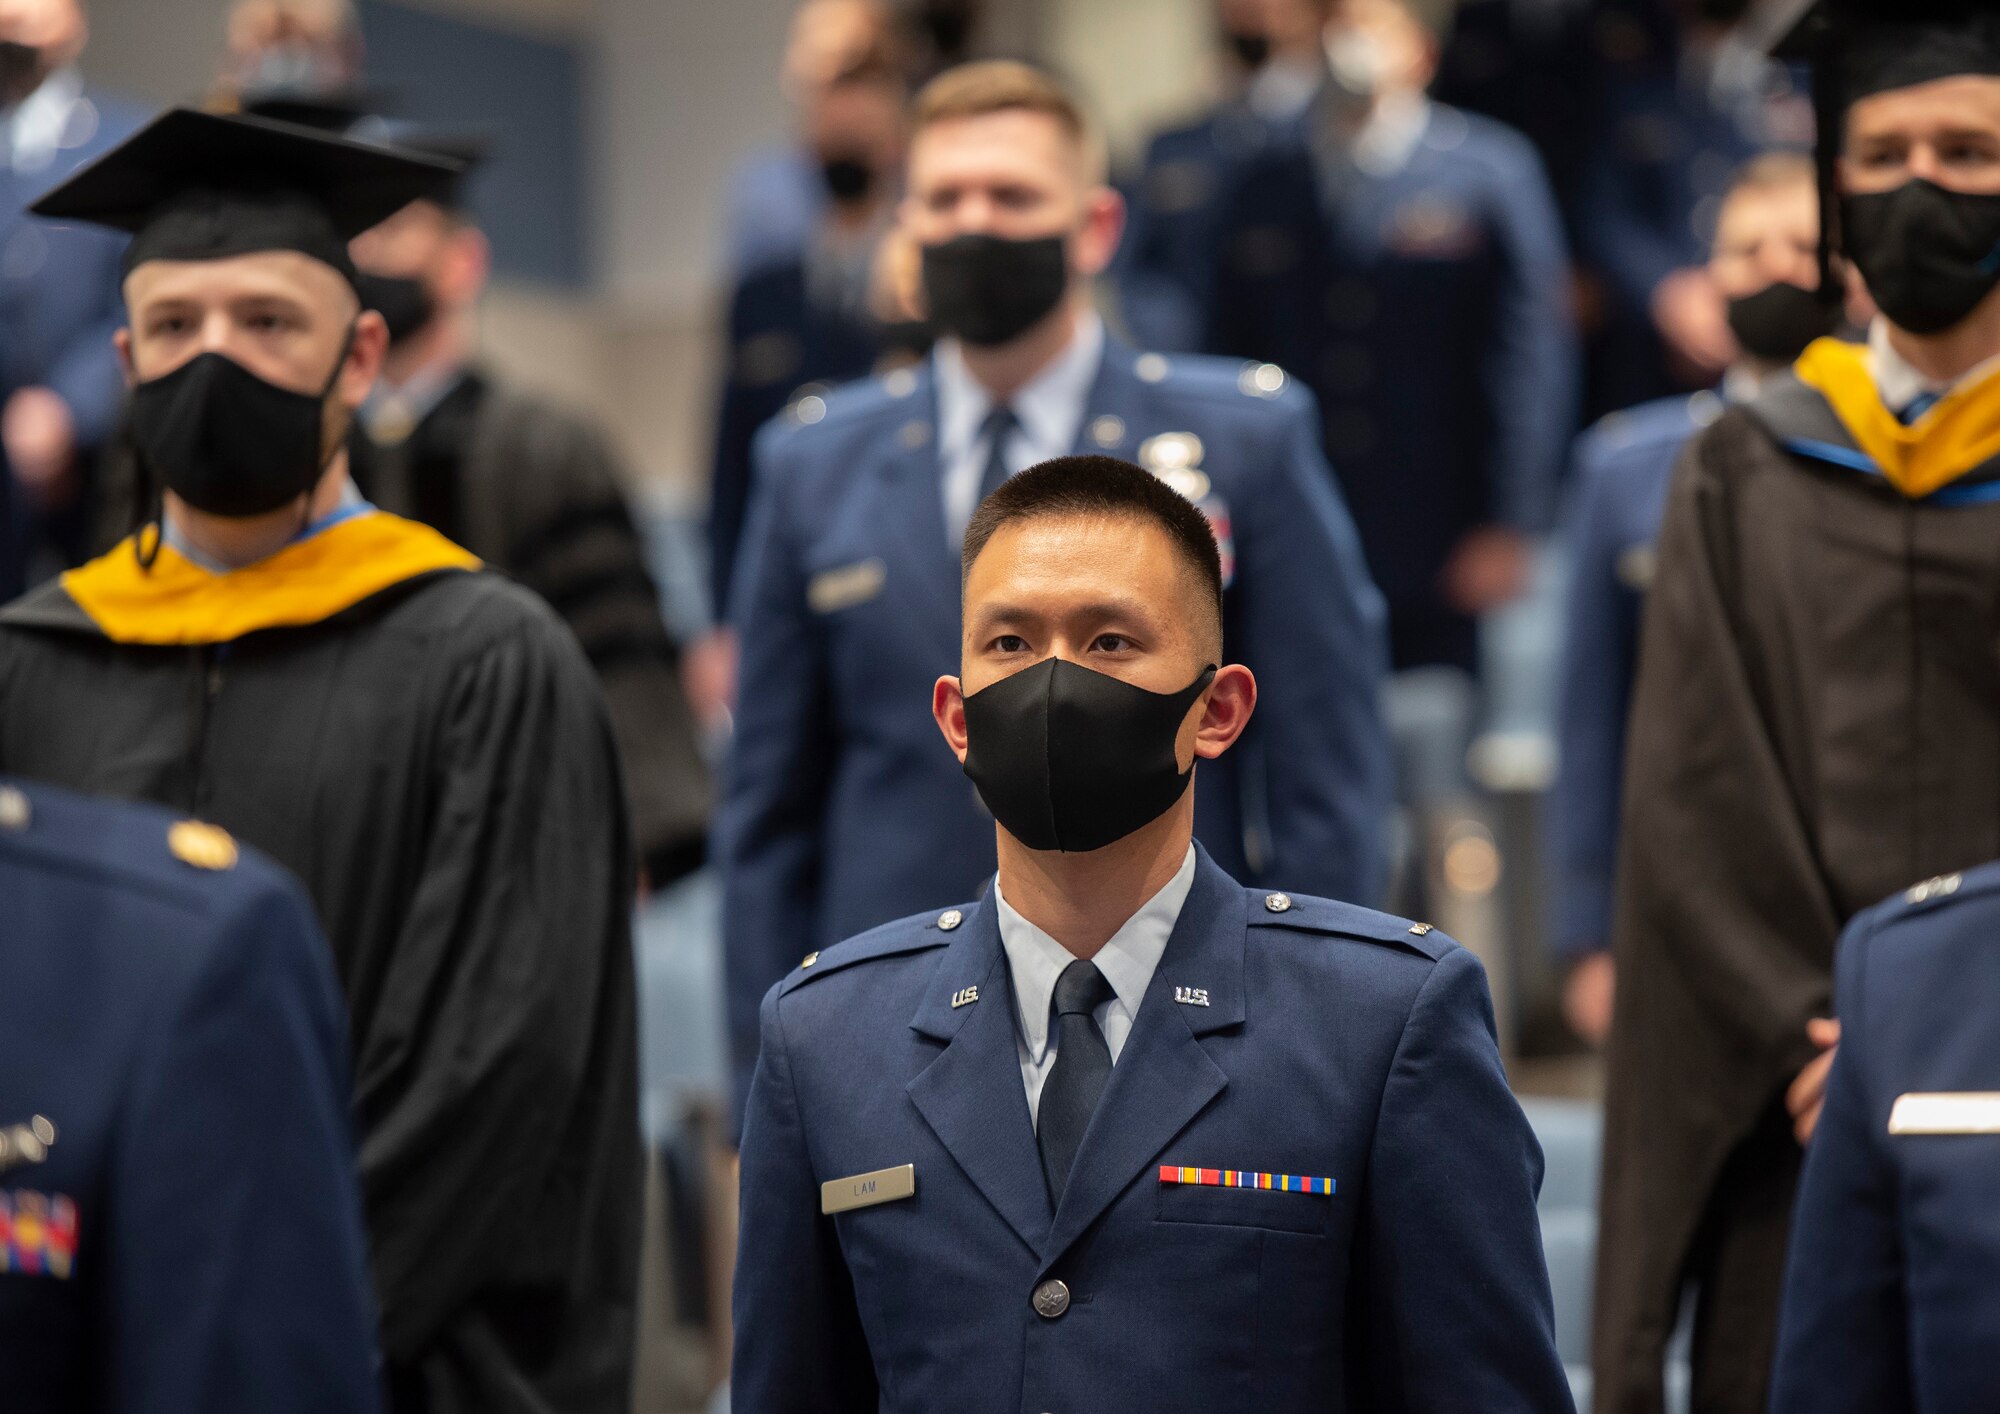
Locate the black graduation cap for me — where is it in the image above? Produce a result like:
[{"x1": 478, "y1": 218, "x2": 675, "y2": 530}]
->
[
  {"x1": 239, "y1": 89, "x2": 493, "y2": 213},
  {"x1": 28, "y1": 106, "x2": 464, "y2": 289},
  {"x1": 1769, "y1": 0, "x2": 2000, "y2": 292}
]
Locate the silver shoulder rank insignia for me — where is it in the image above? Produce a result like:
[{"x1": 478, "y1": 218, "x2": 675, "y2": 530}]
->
[
  {"x1": 1174, "y1": 986, "x2": 1211, "y2": 1007},
  {"x1": 1409, "y1": 922, "x2": 1434, "y2": 936},
  {"x1": 1264, "y1": 893, "x2": 1292, "y2": 913},
  {"x1": 1906, "y1": 873, "x2": 1964, "y2": 904},
  {"x1": 937, "y1": 909, "x2": 964, "y2": 931},
  {"x1": 0, "y1": 1116, "x2": 57, "y2": 1175},
  {"x1": 0, "y1": 785, "x2": 30, "y2": 832},
  {"x1": 951, "y1": 986, "x2": 979, "y2": 1008},
  {"x1": 800, "y1": 951, "x2": 820, "y2": 969},
  {"x1": 168, "y1": 820, "x2": 239, "y2": 872},
  {"x1": 1137, "y1": 431, "x2": 1213, "y2": 503}
]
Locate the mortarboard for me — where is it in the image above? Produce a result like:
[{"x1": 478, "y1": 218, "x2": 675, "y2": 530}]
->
[
  {"x1": 29, "y1": 106, "x2": 463, "y2": 289},
  {"x1": 1769, "y1": 0, "x2": 2000, "y2": 291}
]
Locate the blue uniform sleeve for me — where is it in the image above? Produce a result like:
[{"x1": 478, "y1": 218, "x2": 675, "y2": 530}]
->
[
  {"x1": 1550, "y1": 443, "x2": 1639, "y2": 961},
  {"x1": 1349, "y1": 947, "x2": 1575, "y2": 1413},
  {"x1": 718, "y1": 431, "x2": 838, "y2": 1133},
  {"x1": 731, "y1": 988, "x2": 880, "y2": 1413},
  {"x1": 1768, "y1": 912, "x2": 1913, "y2": 1414},
  {"x1": 1228, "y1": 394, "x2": 1393, "y2": 906},
  {"x1": 1478, "y1": 131, "x2": 1577, "y2": 533},
  {"x1": 110, "y1": 872, "x2": 383, "y2": 1414}
]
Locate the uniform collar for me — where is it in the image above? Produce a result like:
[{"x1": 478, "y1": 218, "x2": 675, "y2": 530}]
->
[
  {"x1": 3, "y1": 66, "x2": 82, "y2": 174},
  {"x1": 935, "y1": 309, "x2": 1104, "y2": 469},
  {"x1": 993, "y1": 843, "x2": 1197, "y2": 1065}
]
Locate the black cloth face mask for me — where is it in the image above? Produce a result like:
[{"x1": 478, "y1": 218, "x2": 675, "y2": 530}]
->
[
  {"x1": 819, "y1": 154, "x2": 875, "y2": 204},
  {"x1": 1842, "y1": 180, "x2": 2000, "y2": 336},
  {"x1": 920, "y1": 232, "x2": 1069, "y2": 347},
  {"x1": 0, "y1": 41, "x2": 43, "y2": 96},
  {"x1": 1225, "y1": 30, "x2": 1271, "y2": 68},
  {"x1": 353, "y1": 272, "x2": 437, "y2": 346},
  {"x1": 1725, "y1": 281, "x2": 1845, "y2": 365},
  {"x1": 962, "y1": 656, "x2": 1218, "y2": 853},
  {"x1": 130, "y1": 331, "x2": 354, "y2": 519}
]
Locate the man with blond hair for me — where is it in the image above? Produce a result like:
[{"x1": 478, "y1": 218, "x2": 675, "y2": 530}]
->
[{"x1": 718, "y1": 59, "x2": 1393, "y2": 1127}]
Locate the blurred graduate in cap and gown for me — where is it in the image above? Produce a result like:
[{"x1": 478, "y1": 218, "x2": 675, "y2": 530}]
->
[
  {"x1": 0, "y1": 108, "x2": 641, "y2": 1414},
  {"x1": 1594, "y1": 2, "x2": 2000, "y2": 1409}
]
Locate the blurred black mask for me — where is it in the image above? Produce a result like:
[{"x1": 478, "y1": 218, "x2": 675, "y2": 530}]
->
[
  {"x1": 917, "y1": 0, "x2": 976, "y2": 59},
  {"x1": 819, "y1": 154, "x2": 876, "y2": 204},
  {"x1": 962, "y1": 657, "x2": 1217, "y2": 853},
  {"x1": 353, "y1": 272, "x2": 438, "y2": 346},
  {"x1": 920, "y1": 232, "x2": 1067, "y2": 346},
  {"x1": 1725, "y1": 281, "x2": 1843, "y2": 365},
  {"x1": 1843, "y1": 181, "x2": 2000, "y2": 336},
  {"x1": 0, "y1": 41, "x2": 44, "y2": 96},
  {"x1": 1225, "y1": 30, "x2": 1271, "y2": 68}
]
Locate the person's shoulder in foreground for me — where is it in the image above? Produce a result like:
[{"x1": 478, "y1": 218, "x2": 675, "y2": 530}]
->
[
  {"x1": 1772, "y1": 859, "x2": 2000, "y2": 1414},
  {"x1": 0, "y1": 778, "x2": 382, "y2": 1414},
  {"x1": 736, "y1": 852, "x2": 1571, "y2": 1414}
]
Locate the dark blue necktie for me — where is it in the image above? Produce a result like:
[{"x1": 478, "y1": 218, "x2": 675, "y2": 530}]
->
[
  {"x1": 1038, "y1": 958, "x2": 1117, "y2": 1205},
  {"x1": 977, "y1": 405, "x2": 1020, "y2": 506}
]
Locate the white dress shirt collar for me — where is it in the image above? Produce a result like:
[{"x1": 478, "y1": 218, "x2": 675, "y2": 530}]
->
[
  {"x1": 994, "y1": 842, "x2": 1197, "y2": 1069},
  {"x1": 934, "y1": 309, "x2": 1104, "y2": 544},
  {"x1": 1868, "y1": 317, "x2": 2000, "y2": 416},
  {"x1": 3, "y1": 66, "x2": 85, "y2": 175}
]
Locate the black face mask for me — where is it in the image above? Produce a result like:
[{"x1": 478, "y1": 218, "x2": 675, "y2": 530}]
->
[
  {"x1": 962, "y1": 657, "x2": 1217, "y2": 853},
  {"x1": 352, "y1": 272, "x2": 437, "y2": 346},
  {"x1": 819, "y1": 154, "x2": 875, "y2": 204},
  {"x1": 1725, "y1": 281, "x2": 1844, "y2": 365},
  {"x1": 1842, "y1": 180, "x2": 2000, "y2": 336},
  {"x1": 920, "y1": 233, "x2": 1069, "y2": 347},
  {"x1": 0, "y1": 41, "x2": 43, "y2": 95},
  {"x1": 1225, "y1": 30, "x2": 1271, "y2": 68},
  {"x1": 130, "y1": 333, "x2": 353, "y2": 519}
]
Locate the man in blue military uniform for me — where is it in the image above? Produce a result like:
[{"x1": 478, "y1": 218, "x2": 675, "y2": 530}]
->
[
  {"x1": 1550, "y1": 150, "x2": 1839, "y2": 1045},
  {"x1": 1114, "y1": 0, "x2": 1327, "y2": 352},
  {"x1": 0, "y1": 0, "x2": 148, "y2": 595},
  {"x1": 733, "y1": 455, "x2": 1570, "y2": 1413},
  {"x1": 1206, "y1": 0, "x2": 1576, "y2": 676},
  {"x1": 1769, "y1": 861, "x2": 2000, "y2": 1414},
  {"x1": 0, "y1": 777, "x2": 381, "y2": 1413},
  {"x1": 721, "y1": 60, "x2": 1392, "y2": 1123}
]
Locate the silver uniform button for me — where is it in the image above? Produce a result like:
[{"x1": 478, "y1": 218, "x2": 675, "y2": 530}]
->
[
  {"x1": 938, "y1": 909, "x2": 964, "y2": 931},
  {"x1": 1264, "y1": 892, "x2": 1292, "y2": 913},
  {"x1": 1032, "y1": 1278, "x2": 1070, "y2": 1318},
  {"x1": 0, "y1": 785, "x2": 29, "y2": 832}
]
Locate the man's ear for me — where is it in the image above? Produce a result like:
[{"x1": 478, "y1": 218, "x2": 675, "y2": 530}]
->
[
  {"x1": 933, "y1": 673, "x2": 970, "y2": 763},
  {"x1": 1191, "y1": 664, "x2": 1256, "y2": 762},
  {"x1": 441, "y1": 224, "x2": 491, "y2": 307},
  {"x1": 1074, "y1": 184, "x2": 1126, "y2": 279},
  {"x1": 113, "y1": 327, "x2": 135, "y2": 387},
  {"x1": 337, "y1": 310, "x2": 389, "y2": 410}
]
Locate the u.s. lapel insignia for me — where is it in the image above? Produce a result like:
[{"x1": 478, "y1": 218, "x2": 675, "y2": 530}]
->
[
  {"x1": 0, "y1": 1116, "x2": 56, "y2": 1175},
  {"x1": 1173, "y1": 986, "x2": 1211, "y2": 1007},
  {"x1": 951, "y1": 985, "x2": 979, "y2": 1008},
  {"x1": 0, "y1": 1188, "x2": 80, "y2": 1277}
]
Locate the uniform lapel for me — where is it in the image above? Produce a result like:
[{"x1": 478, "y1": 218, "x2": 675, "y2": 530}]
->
[
  {"x1": 906, "y1": 893, "x2": 1053, "y2": 1259},
  {"x1": 1072, "y1": 339, "x2": 1145, "y2": 459},
  {"x1": 1042, "y1": 846, "x2": 1244, "y2": 1263},
  {"x1": 877, "y1": 361, "x2": 965, "y2": 662}
]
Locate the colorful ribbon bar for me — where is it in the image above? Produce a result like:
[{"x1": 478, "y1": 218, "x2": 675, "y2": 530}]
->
[
  {"x1": 1159, "y1": 1165, "x2": 1335, "y2": 1195},
  {"x1": 0, "y1": 1190, "x2": 79, "y2": 1278}
]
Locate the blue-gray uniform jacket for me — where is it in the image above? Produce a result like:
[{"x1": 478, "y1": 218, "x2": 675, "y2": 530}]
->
[
  {"x1": 1770, "y1": 861, "x2": 2000, "y2": 1414},
  {"x1": 1206, "y1": 102, "x2": 1576, "y2": 673},
  {"x1": 1549, "y1": 391, "x2": 1718, "y2": 961},
  {"x1": 0, "y1": 779, "x2": 381, "y2": 1414},
  {"x1": 732, "y1": 844, "x2": 1574, "y2": 1413},
  {"x1": 1, "y1": 86, "x2": 150, "y2": 595},
  {"x1": 1115, "y1": 103, "x2": 1298, "y2": 355},
  {"x1": 719, "y1": 338, "x2": 1393, "y2": 1123}
]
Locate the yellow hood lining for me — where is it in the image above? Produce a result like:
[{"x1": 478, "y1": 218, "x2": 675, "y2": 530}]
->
[{"x1": 1794, "y1": 337, "x2": 2000, "y2": 500}]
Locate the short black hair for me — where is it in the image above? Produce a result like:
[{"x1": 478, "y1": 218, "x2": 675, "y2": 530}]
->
[{"x1": 962, "y1": 454, "x2": 1225, "y2": 651}]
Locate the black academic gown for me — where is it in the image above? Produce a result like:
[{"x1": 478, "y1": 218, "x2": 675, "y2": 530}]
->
[
  {"x1": 1594, "y1": 351, "x2": 2000, "y2": 1414},
  {"x1": 0, "y1": 511, "x2": 642, "y2": 1414}
]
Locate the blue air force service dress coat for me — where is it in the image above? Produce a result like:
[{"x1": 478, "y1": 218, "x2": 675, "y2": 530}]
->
[
  {"x1": 1549, "y1": 391, "x2": 1717, "y2": 960},
  {"x1": 732, "y1": 846, "x2": 1575, "y2": 1413},
  {"x1": 0, "y1": 778, "x2": 381, "y2": 1414},
  {"x1": 718, "y1": 339, "x2": 1394, "y2": 1124},
  {"x1": 1770, "y1": 860, "x2": 2000, "y2": 1414},
  {"x1": 1206, "y1": 102, "x2": 1576, "y2": 672}
]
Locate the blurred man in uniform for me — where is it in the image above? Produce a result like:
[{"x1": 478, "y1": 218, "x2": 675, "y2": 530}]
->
[
  {"x1": 0, "y1": 109, "x2": 640, "y2": 1414},
  {"x1": 1208, "y1": 0, "x2": 1576, "y2": 678},
  {"x1": 1596, "y1": 3, "x2": 2000, "y2": 1408},
  {"x1": 1, "y1": 778, "x2": 381, "y2": 1414},
  {"x1": 0, "y1": 0, "x2": 148, "y2": 595},
  {"x1": 348, "y1": 130, "x2": 712, "y2": 890},
  {"x1": 1768, "y1": 859, "x2": 2000, "y2": 1414},
  {"x1": 216, "y1": 0, "x2": 362, "y2": 108},
  {"x1": 1550, "y1": 151, "x2": 1840, "y2": 1046},
  {"x1": 1575, "y1": 0, "x2": 1813, "y2": 408},
  {"x1": 1116, "y1": 0, "x2": 1329, "y2": 352},
  {"x1": 708, "y1": 26, "x2": 911, "y2": 622},
  {"x1": 720, "y1": 60, "x2": 1392, "y2": 1125},
  {"x1": 732, "y1": 455, "x2": 1571, "y2": 1414}
]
